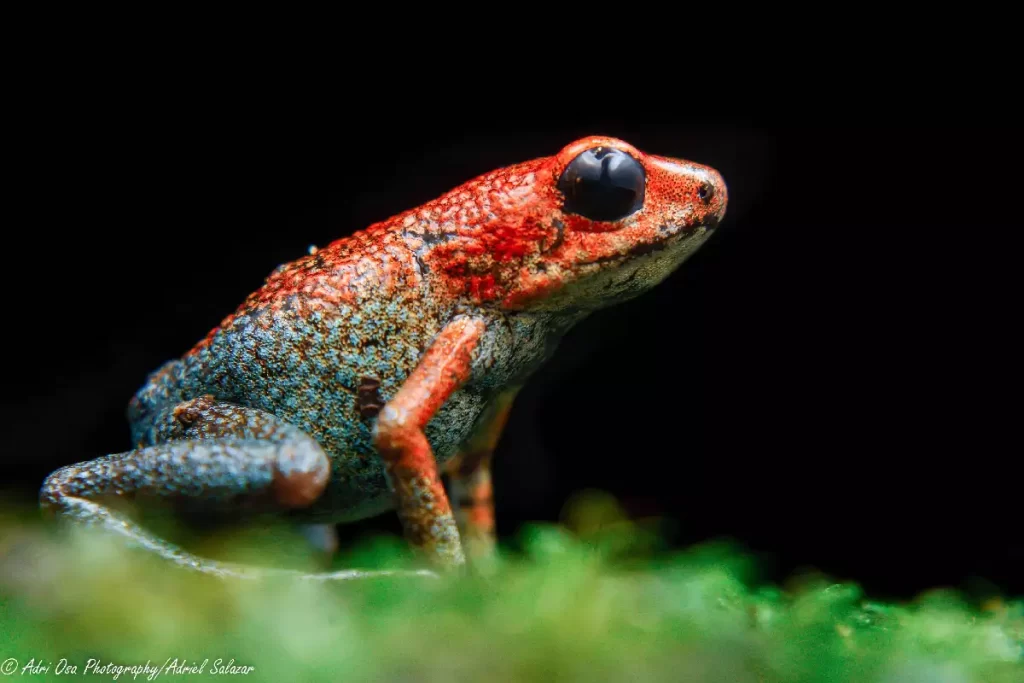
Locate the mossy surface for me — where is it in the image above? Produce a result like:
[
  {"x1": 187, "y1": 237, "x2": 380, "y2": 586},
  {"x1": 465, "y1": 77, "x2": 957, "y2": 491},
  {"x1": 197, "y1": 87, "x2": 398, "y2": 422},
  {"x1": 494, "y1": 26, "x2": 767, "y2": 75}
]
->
[{"x1": 0, "y1": 501, "x2": 1020, "y2": 683}]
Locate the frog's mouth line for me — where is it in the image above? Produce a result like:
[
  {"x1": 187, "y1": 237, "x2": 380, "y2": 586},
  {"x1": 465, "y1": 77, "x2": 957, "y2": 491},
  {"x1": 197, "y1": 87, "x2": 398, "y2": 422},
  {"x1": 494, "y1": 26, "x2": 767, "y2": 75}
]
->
[{"x1": 587, "y1": 218, "x2": 719, "y2": 266}]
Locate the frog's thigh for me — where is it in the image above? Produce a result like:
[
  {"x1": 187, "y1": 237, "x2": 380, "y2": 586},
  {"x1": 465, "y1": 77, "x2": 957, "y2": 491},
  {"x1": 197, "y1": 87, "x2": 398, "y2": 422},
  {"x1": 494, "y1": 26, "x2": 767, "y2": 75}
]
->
[
  {"x1": 46, "y1": 400, "x2": 330, "y2": 511},
  {"x1": 39, "y1": 399, "x2": 420, "y2": 580}
]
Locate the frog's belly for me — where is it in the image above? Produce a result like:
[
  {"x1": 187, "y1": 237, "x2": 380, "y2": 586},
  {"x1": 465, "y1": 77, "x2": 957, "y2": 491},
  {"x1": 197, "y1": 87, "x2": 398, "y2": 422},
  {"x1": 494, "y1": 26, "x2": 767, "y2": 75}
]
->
[
  {"x1": 155, "y1": 302, "x2": 490, "y2": 523},
  {"x1": 271, "y1": 386, "x2": 490, "y2": 524}
]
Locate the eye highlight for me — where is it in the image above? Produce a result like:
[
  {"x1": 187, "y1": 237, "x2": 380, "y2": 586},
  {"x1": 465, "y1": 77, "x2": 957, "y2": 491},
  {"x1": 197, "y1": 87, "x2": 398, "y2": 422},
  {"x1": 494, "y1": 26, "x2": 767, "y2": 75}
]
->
[{"x1": 557, "y1": 146, "x2": 646, "y2": 222}]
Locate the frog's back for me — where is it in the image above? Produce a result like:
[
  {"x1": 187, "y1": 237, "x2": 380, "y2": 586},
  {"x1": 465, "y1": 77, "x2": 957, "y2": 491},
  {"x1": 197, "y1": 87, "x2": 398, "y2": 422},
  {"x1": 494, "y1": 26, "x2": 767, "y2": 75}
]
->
[{"x1": 127, "y1": 226, "x2": 452, "y2": 459}]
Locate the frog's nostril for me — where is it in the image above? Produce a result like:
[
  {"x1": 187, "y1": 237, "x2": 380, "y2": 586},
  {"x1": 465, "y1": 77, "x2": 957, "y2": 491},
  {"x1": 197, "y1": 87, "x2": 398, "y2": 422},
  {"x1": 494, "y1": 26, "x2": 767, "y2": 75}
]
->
[{"x1": 698, "y1": 181, "x2": 713, "y2": 204}]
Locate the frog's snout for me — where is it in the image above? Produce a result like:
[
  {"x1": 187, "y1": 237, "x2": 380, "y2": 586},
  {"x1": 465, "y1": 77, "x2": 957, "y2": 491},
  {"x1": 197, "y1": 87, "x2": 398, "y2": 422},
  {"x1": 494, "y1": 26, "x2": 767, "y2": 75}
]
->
[
  {"x1": 689, "y1": 165, "x2": 728, "y2": 227},
  {"x1": 648, "y1": 156, "x2": 728, "y2": 227},
  {"x1": 706, "y1": 168, "x2": 728, "y2": 220}
]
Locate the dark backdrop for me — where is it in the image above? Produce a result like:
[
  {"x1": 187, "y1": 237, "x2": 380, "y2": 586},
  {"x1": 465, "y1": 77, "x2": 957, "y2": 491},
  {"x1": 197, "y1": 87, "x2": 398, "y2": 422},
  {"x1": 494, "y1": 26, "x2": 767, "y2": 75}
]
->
[{"x1": 2, "y1": 99, "x2": 1019, "y2": 600}]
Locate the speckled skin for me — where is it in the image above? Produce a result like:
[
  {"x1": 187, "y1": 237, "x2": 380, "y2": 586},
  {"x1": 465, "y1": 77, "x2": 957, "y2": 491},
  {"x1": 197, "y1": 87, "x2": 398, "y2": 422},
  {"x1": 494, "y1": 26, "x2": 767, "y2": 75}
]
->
[{"x1": 40, "y1": 136, "x2": 727, "y2": 579}]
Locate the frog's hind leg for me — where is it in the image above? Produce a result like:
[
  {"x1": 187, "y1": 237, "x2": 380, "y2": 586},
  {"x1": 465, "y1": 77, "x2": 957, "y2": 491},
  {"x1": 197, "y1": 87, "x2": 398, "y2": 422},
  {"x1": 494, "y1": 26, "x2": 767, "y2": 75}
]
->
[{"x1": 39, "y1": 397, "x2": 434, "y2": 581}]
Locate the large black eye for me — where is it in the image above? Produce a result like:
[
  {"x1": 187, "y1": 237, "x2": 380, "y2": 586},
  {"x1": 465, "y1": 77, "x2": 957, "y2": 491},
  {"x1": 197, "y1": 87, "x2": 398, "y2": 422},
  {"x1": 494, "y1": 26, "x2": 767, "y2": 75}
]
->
[{"x1": 557, "y1": 146, "x2": 646, "y2": 222}]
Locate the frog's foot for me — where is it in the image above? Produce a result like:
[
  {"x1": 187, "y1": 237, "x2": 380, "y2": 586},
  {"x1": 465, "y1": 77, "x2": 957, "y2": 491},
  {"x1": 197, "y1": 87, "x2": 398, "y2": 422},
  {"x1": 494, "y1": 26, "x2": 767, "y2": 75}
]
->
[{"x1": 38, "y1": 400, "x2": 432, "y2": 582}]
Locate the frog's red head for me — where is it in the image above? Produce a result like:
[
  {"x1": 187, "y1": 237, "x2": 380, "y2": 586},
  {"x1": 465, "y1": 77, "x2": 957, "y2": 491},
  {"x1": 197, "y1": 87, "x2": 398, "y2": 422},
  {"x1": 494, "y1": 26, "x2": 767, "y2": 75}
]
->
[{"x1": 413, "y1": 136, "x2": 727, "y2": 312}]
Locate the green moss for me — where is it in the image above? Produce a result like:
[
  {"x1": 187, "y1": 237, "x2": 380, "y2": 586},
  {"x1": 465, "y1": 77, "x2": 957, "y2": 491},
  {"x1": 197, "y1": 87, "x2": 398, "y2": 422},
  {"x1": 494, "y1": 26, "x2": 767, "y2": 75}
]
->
[{"x1": 0, "y1": 504, "x2": 1020, "y2": 683}]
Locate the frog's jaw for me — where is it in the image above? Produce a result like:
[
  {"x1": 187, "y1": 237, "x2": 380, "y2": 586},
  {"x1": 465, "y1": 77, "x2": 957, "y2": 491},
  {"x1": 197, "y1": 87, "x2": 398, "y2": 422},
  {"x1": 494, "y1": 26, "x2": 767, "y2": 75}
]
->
[
  {"x1": 596, "y1": 219, "x2": 721, "y2": 304},
  {"x1": 507, "y1": 217, "x2": 721, "y2": 313}
]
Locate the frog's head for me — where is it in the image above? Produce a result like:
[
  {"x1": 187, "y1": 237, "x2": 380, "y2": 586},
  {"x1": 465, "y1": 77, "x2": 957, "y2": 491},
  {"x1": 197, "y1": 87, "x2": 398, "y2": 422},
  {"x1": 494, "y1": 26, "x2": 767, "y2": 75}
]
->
[
  {"x1": 504, "y1": 136, "x2": 727, "y2": 312},
  {"x1": 415, "y1": 136, "x2": 727, "y2": 313}
]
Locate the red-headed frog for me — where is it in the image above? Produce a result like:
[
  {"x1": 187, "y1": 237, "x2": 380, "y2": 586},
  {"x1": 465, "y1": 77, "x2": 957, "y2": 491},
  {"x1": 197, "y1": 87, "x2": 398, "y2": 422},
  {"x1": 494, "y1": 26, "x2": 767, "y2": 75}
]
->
[{"x1": 40, "y1": 136, "x2": 727, "y2": 580}]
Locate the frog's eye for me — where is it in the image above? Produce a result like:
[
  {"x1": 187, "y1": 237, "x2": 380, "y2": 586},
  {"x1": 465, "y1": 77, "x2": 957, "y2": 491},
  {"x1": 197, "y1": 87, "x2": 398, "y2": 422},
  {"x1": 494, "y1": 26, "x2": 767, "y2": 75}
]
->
[{"x1": 557, "y1": 146, "x2": 646, "y2": 222}]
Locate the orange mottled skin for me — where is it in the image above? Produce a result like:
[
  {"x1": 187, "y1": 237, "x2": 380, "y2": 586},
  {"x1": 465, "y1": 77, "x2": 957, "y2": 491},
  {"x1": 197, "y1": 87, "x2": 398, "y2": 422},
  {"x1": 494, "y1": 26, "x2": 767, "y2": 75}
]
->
[{"x1": 40, "y1": 137, "x2": 727, "y2": 578}]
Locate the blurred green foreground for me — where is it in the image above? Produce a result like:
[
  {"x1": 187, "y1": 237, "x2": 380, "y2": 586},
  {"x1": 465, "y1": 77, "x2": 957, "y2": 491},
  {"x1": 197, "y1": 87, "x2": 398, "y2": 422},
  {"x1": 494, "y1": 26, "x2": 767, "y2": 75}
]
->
[{"x1": 0, "y1": 495, "x2": 1021, "y2": 683}]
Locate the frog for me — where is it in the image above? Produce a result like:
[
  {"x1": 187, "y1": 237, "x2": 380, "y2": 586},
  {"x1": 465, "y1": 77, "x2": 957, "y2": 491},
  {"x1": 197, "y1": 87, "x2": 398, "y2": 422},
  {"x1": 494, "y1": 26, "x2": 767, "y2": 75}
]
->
[{"x1": 39, "y1": 136, "x2": 728, "y2": 580}]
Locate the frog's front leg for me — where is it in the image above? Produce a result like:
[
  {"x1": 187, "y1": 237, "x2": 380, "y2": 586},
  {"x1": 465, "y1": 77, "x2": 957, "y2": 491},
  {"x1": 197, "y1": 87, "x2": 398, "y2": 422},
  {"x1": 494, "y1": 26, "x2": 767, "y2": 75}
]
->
[
  {"x1": 445, "y1": 387, "x2": 519, "y2": 564},
  {"x1": 372, "y1": 315, "x2": 491, "y2": 570},
  {"x1": 39, "y1": 398, "x2": 431, "y2": 581}
]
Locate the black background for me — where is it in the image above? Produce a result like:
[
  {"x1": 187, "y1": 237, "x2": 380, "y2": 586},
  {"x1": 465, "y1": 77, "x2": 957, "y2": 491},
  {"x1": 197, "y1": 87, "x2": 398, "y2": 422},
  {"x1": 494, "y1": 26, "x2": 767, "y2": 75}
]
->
[{"x1": 2, "y1": 87, "x2": 1020, "y2": 601}]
